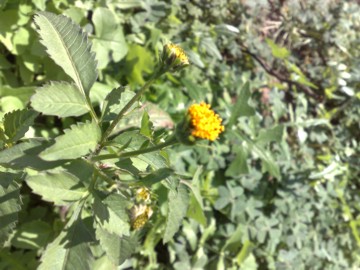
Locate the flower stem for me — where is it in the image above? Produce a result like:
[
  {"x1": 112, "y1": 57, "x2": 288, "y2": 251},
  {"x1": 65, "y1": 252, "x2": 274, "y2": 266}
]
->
[
  {"x1": 92, "y1": 135, "x2": 178, "y2": 161},
  {"x1": 98, "y1": 69, "x2": 165, "y2": 150}
]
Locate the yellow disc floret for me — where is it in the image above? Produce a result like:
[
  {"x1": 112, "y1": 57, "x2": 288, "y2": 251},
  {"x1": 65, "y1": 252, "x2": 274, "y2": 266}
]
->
[{"x1": 188, "y1": 102, "x2": 225, "y2": 141}]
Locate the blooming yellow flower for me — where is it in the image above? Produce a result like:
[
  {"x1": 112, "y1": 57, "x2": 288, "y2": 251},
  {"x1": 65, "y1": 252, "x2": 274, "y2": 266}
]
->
[
  {"x1": 130, "y1": 204, "x2": 153, "y2": 230},
  {"x1": 188, "y1": 102, "x2": 225, "y2": 141}
]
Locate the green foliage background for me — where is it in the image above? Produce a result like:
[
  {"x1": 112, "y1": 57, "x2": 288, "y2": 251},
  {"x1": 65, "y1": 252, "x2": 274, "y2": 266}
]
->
[{"x1": 0, "y1": 0, "x2": 360, "y2": 269}]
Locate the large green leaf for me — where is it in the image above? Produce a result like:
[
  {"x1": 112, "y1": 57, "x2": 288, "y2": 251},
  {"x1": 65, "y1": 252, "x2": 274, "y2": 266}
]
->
[
  {"x1": 93, "y1": 191, "x2": 131, "y2": 237},
  {"x1": 34, "y1": 11, "x2": 97, "y2": 95},
  {"x1": 31, "y1": 82, "x2": 89, "y2": 117},
  {"x1": 3, "y1": 109, "x2": 38, "y2": 142},
  {"x1": 0, "y1": 139, "x2": 65, "y2": 170},
  {"x1": 39, "y1": 208, "x2": 94, "y2": 270},
  {"x1": 11, "y1": 220, "x2": 52, "y2": 250},
  {"x1": 96, "y1": 226, "x2": 136, "y2": 266},
  {"x1": 0, "y1": 182, "x2": 21, "y2": 247},
  {"x1": 163, "y1": 183, "x2": 189, "y2": 243},
  {"x1": 101, "y1": 86, "x2": 136, "y2": 122},
  {"x1": 92, "y1": 7, "x2": 128, "y2": 69},
  {"x1": 39, "y1": 121, "x2": 101, "y2": 161},
  {"x1": 26, "y1": 170, "x2": 87, "y2": 205}
]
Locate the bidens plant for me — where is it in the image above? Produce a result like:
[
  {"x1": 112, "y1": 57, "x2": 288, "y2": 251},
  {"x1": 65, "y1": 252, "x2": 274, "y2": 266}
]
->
[{"x1": 0, "y1": 12, "x2": 224, "y2": 269}]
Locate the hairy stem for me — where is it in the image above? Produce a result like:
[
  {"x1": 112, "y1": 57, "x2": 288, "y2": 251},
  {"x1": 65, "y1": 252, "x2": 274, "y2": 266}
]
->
[
  {"x1": 96, "y1": 68, "x2": 166, "y2": 153},
  {"x1": 92, "y1": 135, "x2": 178, "y2": 161}
]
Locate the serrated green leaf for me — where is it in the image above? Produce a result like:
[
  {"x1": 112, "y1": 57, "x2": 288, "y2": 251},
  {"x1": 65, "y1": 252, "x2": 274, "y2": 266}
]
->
[
  {"x1": 227, "y1": 82, "x2": 255, "y2": 126},
  {"x1": 39, "y1": 121, "x2": 101, "y2": 161},
  {"x1": 31, "y1": 82, "x2": 89, "y2": 117},
  {"x1": 92, "y1": 7, "x2": 128, "y2": 69},
  {"x1": 96, "y1": 226, "x2": 136, "y2": 266},
  {"x1": 0, "y1": 139, "x2": 65, "y2": 170},
  {"x1": 93, "y1": 191, "x2": 131, "y2": 237},
  {"x1": 0, "y1": 182, "x2": 21, "y2": 247},
  {"x1": 26, "y1": 171, "x2": 87, "y2": 205},
  {"x1": 34, "y1": 11, "x2": 97, "y2": 96},
  {"x1": 3, "y1": 109, "x2": 38, "y2": 142},
  {"x1": 39, "y1": 213, "x2": 94, "y2": 270},
  {"x1": 140, "y1": 111, "x2": 153, "y2": 138},
  {"x1": 101, "y1": 86, "x2": 136, "y2": 122},
  {"x1": 163, "y1": 183, "x2": 189, "y2": 243}
]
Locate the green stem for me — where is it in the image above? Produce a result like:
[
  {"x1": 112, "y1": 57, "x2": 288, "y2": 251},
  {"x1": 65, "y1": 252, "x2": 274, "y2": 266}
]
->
[
  {"x1": 88, "y1": 169, "x2": 99, "y2": 192},
  {"x1": 98, "y1": 69, "x2": 165, "y2": 149},
  {"x1": 94, "y1": 166, "x2": 116, "y2": 186},
  {"x1": 86, "y1": 95, "x2": 100, "y2": 124},
  {"x1": 92, "y1": 135, "x2": 178, "y2": 161}
]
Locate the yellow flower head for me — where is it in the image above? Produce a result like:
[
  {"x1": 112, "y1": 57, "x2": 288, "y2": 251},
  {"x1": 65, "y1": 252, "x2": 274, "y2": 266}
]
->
[
  {"x1": 162, "y1": 43, "x2": 189, "y2": 71},
  {"x1": 188, "y1": 102, "x2": 225, "y2": 141},
  {"x1": 130, "y1": 204, "x2": 153, "y2": 230}
]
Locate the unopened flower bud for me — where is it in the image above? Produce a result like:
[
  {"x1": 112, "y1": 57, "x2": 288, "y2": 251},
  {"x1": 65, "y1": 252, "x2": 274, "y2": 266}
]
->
[
  {"x1": 161, "y1": 43, "x2": 189, "y2": 71},
  {"x1": 136, "y1": 187, "x2": 151, "y2": 202}
]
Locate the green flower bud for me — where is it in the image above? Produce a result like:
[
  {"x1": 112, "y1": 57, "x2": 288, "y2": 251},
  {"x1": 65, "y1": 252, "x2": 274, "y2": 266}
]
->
[{"x1": 161, "y1": 43, "x2": 190, "y2": 71}]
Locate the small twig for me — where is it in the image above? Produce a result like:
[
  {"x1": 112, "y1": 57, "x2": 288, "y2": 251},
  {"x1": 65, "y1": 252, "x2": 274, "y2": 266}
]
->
[{"x1": 240, "y1": 45, "x2": 323, "y2": 100}]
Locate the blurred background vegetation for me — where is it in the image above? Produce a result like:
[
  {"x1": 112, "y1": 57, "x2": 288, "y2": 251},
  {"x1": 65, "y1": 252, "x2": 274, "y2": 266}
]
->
[{"x1": 0, "y1": 0, "x2": 359, "y2": 269}]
